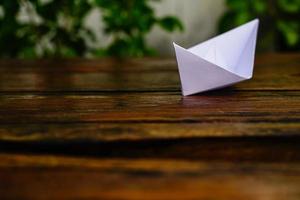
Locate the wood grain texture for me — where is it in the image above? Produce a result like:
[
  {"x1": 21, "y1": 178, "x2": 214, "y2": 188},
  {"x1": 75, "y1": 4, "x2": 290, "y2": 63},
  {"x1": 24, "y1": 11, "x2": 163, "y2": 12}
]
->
[
  {"x1": 1, "y1": 153, "x2": 300, "y2": 200},
  {"x1": 0, "y1": 54, "x2": 299, "y2": 92},
  {"x1": 0, "y1": 54, "x2": 300, "y2": 199},
  {"x1": 1, "y1": 122, "x2": 299, "y2": 142},
  {"x1": 0, "y1": 91, "x2": 299, "y2": 124}
]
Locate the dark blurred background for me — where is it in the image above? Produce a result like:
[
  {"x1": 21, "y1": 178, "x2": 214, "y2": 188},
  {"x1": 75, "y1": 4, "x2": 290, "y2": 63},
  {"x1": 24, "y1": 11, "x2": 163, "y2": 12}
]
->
[{"x1": 0, "y1": 0, "x2": 299, "y2": 58}]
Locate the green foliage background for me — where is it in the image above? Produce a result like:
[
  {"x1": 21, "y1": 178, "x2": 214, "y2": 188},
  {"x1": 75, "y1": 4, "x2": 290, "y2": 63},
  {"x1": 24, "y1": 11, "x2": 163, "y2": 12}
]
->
[
  {"x1": 219, "y1": 0, "x2": 300, "y2": 52},
  {"x1": 0, "y1": 0, "x2": 183, "y2": 58},
  {"x1": 0, "y1": 0, "x2": 299, "y2": 58}
]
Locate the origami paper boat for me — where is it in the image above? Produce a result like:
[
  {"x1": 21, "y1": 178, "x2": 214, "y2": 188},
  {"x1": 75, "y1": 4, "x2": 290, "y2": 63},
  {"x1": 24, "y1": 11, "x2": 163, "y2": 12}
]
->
[{"x1": 174, "y1": 19, "x2": 259, "y2": 96}]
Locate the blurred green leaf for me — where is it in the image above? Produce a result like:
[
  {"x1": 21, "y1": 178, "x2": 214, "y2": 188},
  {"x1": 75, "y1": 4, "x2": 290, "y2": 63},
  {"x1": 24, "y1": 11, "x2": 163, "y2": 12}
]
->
[
  {"x1": 220, "y1": 0, "x2": 300, "y2": 51},
  {"x1": 158, "y1": 17, "x2": 184, "y2": 32},
  {"x1": 277, "y1": 20, "x2": 299, "y2": 46},
  {"x1": 18, "y1": 46, "x2": 36, "y2": 58},
  {"x1": 235, "y1": 11, "x2": 252, "y2": 25},
  {"x1": 277, "y1": 0, "x2": 300, "y2": 13},
  {"x1": 252, "y1": 0, "x2": 266, "y2": 14},
  {"x1": 227, "y1": 0, "x2": 250, "y2": 11}
]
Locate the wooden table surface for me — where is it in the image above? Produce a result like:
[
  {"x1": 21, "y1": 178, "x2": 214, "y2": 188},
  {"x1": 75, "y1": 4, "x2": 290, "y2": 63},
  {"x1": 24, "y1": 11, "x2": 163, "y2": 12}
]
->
[{"x1": 0, "y1": 54, "x2": 299, "y2": 200}]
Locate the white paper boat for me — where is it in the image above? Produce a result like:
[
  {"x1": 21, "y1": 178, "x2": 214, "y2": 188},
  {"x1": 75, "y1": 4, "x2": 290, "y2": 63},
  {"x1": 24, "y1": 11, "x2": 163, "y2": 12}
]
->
[{"x1": 174, "y1": 19, "x2": 259, "y2": 96}]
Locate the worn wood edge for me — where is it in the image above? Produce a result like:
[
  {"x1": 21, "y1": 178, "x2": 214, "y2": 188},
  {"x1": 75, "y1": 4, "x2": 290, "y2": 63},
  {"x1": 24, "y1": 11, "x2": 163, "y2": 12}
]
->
[{"x1": 0, "y1": 136, "x2": 300, "y2": 162}]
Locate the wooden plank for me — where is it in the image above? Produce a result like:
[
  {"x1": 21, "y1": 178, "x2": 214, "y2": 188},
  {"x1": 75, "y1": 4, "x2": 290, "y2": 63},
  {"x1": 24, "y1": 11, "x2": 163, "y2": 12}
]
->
[
  {"x1": 1, "y1": 123, "x2": 299, "y2": 160},
  {"x1": 1, "y1": 153, "x2": 300, "y2": 200},
  {"x1": 0, "y1": 91, "x2": 299, "y2": 124},
  {"x1": 0, "y1": 54, "x2": 299, "y2": 200},
  {"x1": 0, "y1": 54, "x2": 299, "y2": 92},
  {"x1": 0, "y1": 123, "x2": 299, "y2": 142}
]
